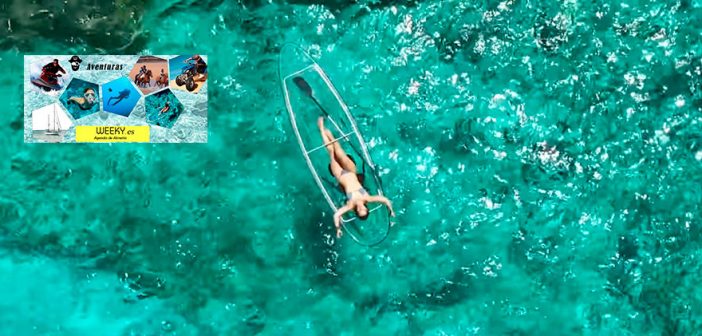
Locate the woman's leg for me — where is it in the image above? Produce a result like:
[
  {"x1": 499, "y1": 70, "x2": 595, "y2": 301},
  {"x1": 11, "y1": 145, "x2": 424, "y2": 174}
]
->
[
  {"x1": 318, "y1": 117, "x2": 344, "y2": 179},
  {"x1": 323, "y1": 129, "x2": 357, "y2": 174}
]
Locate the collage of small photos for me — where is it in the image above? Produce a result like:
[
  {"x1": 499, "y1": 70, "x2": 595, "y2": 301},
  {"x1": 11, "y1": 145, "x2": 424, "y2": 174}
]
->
[{"x1": 23, "y1": 55, "x2": 208, "y2": 143}]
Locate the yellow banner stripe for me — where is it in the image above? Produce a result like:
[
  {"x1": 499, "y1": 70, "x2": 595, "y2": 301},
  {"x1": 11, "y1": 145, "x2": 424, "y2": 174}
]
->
[{"x1": 75, "y1": 126, "x2": 150, "y2": 143}]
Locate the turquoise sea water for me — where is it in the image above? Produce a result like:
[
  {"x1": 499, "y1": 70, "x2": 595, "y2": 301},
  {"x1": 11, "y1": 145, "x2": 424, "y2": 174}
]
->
[{"x1": 2, "y1": 0, "x2": 702, "y2": 335}]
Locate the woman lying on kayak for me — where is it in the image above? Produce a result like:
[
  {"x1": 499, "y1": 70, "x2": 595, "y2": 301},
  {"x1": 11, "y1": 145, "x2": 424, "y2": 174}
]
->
[{"x1": 317, "y1": 117, "x2": 395, "y2": 238}]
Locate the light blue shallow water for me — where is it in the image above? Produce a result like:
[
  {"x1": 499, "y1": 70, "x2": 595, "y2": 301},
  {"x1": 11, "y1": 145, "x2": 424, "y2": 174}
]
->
[{"x1": 1, "y1": 0, "x2": 702, "y2": 335}]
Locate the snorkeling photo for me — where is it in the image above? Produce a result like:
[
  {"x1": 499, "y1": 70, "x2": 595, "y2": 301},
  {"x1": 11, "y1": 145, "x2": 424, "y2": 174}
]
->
[{"x1": 58, "y1": 78, "x2": 100, "y2": 119}]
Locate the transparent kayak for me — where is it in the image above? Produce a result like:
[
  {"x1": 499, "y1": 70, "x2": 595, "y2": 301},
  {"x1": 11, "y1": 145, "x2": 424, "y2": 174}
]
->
[{"x1": 278, "y1": 43, "x2": 390, "y2": 247}]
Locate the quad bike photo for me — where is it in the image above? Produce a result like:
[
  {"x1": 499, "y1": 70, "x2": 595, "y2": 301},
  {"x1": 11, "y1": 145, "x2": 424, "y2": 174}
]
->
[{"x1": 175, "y1": 61, "x2": 198, "y2": 92}]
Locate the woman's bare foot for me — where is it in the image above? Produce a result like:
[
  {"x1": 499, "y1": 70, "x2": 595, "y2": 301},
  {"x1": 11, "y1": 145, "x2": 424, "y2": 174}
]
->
[{"x1": 317, "y1": 116, "x2": 325, "y2": 131}]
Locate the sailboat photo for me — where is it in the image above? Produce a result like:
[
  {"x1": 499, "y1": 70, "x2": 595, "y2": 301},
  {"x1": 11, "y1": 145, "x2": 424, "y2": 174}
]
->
[
  {"x1": 45, "y1": 104, "x2": 61, "y2": 136},
  {"x1": 31, "y1": 103, "x2": 72, "y2": 143}
]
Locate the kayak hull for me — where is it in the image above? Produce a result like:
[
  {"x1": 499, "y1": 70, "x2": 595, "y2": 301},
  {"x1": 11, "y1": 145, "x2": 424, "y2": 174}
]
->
[{"x1": 278, "y1": 44, "x2": 390, "y2": 246}]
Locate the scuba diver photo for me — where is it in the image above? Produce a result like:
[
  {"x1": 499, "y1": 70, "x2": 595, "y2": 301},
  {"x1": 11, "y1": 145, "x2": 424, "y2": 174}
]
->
[
  {"x1": 102, "y1": 77, "x2": 141, "y2": 117},
  {"x1": 28, "y1": 57, "x2": 72, "y2": 93},
  {"x1": 169, "y1": 55, "x2": 208, "y2": 93}
]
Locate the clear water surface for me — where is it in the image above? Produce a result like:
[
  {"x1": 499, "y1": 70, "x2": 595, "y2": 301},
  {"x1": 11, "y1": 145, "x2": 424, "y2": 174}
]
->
[{"x1": 1, "y1": 0, "x2": 701, "y2": 335}]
